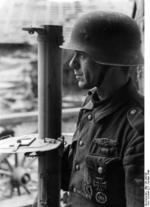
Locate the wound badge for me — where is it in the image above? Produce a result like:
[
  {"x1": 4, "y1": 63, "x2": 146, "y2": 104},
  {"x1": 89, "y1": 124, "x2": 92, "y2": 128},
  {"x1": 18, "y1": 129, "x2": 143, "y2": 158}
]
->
[{"x1": 95, "y1": 192, "x2": 107, "y2": 204}]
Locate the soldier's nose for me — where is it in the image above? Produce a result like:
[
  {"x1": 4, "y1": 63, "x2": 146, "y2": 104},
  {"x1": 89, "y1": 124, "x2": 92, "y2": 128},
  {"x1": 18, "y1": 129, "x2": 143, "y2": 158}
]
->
[{"x1": 69, "y1": 53, "x2": 80, "y2": 70}]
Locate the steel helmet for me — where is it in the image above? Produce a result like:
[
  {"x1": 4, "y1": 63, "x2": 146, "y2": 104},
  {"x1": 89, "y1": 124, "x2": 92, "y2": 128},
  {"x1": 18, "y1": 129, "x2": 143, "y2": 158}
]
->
[{"x1": 60, "y1": 11, "x2": 144, "y2": 66}]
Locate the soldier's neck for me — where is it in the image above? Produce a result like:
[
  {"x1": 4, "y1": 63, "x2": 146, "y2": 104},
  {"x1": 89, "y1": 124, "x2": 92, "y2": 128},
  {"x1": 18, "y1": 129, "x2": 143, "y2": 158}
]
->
[{"x1": 97, "y1": 70, "x2": 129, "y2": 101}]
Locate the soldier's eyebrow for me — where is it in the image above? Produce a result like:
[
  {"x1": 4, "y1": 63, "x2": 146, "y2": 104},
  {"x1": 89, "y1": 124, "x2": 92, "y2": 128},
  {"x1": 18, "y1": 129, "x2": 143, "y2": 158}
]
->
[{"x1": 75, "y1": 50, "x2": 88, "y2": 58}]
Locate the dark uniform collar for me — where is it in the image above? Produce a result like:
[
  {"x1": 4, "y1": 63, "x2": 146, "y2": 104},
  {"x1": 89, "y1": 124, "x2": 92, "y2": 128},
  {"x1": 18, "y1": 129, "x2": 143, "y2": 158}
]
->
[{"x1": 82, "y1": 79, "x2": 142, "y2": 123}]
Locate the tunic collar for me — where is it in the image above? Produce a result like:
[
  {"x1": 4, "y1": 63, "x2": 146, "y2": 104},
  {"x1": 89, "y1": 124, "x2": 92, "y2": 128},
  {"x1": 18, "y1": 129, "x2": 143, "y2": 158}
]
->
[{"x1": 81, "y1": 79, "x2": 139, "y2": 122}]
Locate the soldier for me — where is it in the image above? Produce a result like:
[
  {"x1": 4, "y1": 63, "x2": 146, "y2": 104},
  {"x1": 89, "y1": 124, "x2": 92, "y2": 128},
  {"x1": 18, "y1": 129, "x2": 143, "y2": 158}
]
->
[{"x1": 60, "y1": 11, "x2": 144, "y2": 207}]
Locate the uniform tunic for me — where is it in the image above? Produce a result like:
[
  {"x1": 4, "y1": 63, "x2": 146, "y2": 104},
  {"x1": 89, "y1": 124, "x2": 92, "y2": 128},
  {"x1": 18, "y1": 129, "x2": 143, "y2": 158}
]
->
[{"x1": 61, "y1": 79, "x2": 144, "y2": 207}]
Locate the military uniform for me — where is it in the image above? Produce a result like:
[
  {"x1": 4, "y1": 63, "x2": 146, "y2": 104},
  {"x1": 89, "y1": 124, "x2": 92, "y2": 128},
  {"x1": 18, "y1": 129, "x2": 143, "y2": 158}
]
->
[{"x1": 61, "y1": 79, "x2": 144, "y2": 207}]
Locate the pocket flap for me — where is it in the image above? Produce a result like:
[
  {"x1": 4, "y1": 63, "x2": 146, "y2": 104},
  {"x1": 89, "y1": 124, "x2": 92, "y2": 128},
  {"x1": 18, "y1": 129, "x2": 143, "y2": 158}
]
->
[
  {"x1": 86, "y1": 154, "x2": 121, "y2": 172},
  {"x1": 89, "y1": 138, "x2": 118, "y2": 157}
]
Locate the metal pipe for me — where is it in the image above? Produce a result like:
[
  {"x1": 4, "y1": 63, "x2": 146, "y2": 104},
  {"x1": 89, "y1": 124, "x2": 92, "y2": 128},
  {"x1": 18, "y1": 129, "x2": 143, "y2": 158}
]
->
[{"x1": 37, "y1": 25, "x2": 63, "y2": 207}]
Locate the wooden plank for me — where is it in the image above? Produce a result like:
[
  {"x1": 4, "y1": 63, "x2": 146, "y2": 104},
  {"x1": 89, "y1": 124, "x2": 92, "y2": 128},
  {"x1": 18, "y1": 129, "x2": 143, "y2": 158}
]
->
[
  {"x1": 0, "y1": 108, "x2": 80, "y2": 126},
  {"x1": 0, "y1": 111, "x2": 37, "y2": 126}
]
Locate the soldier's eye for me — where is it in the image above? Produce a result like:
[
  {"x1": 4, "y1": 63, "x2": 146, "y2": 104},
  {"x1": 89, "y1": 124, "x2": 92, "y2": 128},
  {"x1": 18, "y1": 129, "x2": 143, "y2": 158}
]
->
[{"x1": 75, "y1": 51, "x2": 87, "y2": 59}]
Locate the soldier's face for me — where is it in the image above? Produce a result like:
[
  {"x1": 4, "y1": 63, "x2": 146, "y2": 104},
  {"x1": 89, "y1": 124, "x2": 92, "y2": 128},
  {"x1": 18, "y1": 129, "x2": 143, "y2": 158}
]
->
[{"x1": 69, "y1": 51, "x2": 105, "y2": 89}]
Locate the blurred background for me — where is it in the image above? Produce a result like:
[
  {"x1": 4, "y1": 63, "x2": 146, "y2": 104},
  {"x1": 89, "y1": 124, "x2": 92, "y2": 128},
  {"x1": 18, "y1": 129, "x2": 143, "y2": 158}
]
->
[
  {"x1": 0, "y1": 0, "x2": 144, "y2": 115},
  {"x1": 0, "y1": 0, "x2": 144, "y2": 206}
]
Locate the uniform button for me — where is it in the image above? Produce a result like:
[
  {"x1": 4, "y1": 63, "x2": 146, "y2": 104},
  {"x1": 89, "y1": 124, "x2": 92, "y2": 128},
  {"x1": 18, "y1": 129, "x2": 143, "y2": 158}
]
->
[
  {"x1": 85, "y1": 194, "x2": 89, "y2": 198},
  {"x1": 73, "y1": 187, "x2": 77, "y2": 193},
  {"x1": 98, "y1": 166, "x2": 103, "y2": 174},
  {"x1": 87, "y1": 114, "x2": 93, "y2": 120},
  {"x1": 75, "y1": 164, "x2": 80, "y2": 171},
  {"x1": 130, "y1": 109, "x2": 137, "y2": 115},
  {"x1": 79, "y1": 140, "x2": 84, "y2": 146}
]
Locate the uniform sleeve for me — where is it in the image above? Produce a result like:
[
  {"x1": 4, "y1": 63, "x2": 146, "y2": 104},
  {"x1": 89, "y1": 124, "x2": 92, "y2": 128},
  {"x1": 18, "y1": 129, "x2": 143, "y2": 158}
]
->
[
  {"x1": 61, "y1": 145, "x2": 71, "y2": 191},
  {"x1": 123, "y1": 108, "x2": 144, "y2": 207},
  {"x1": 61, "y1": 144, "x2": 75, "y2": 191}
]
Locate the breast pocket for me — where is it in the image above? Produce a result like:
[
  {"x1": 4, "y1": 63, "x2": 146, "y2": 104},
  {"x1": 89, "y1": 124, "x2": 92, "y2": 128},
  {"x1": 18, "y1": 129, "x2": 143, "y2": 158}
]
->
[{"x1": 84, "y1": 138, "x2": 125, "y2": 206}]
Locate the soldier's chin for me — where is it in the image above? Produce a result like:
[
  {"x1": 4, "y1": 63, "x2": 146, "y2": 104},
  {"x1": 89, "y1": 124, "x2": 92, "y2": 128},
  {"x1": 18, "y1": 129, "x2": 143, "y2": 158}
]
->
[{"x1": 78, "y1": 80, "x2": 89, "y2": 89}]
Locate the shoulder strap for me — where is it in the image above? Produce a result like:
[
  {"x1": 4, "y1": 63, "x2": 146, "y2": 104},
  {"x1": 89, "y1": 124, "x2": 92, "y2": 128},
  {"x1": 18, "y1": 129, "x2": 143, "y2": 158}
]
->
[{"x1": 127, "y1": 106, "x2": 144, "y2": 134}]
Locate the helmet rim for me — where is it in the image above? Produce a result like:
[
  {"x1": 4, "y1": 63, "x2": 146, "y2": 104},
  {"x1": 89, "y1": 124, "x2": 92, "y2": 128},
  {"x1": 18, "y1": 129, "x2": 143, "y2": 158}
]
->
[
  {"x1": 60, "y1": 10, "x2": 144, "y2": 66},
  {"x1": 60, "y1": 42, "x2": 144, "y2": 66}
]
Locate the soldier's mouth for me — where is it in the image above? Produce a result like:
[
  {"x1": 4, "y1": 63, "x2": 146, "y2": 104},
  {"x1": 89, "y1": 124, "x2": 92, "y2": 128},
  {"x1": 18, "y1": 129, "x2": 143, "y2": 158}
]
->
[
  {"x1": 75, "y1": 75, "x2": 83, "y2": 80},
  {"x1": 74, "y1": 72, "x2": 83, "y2": 79}
]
